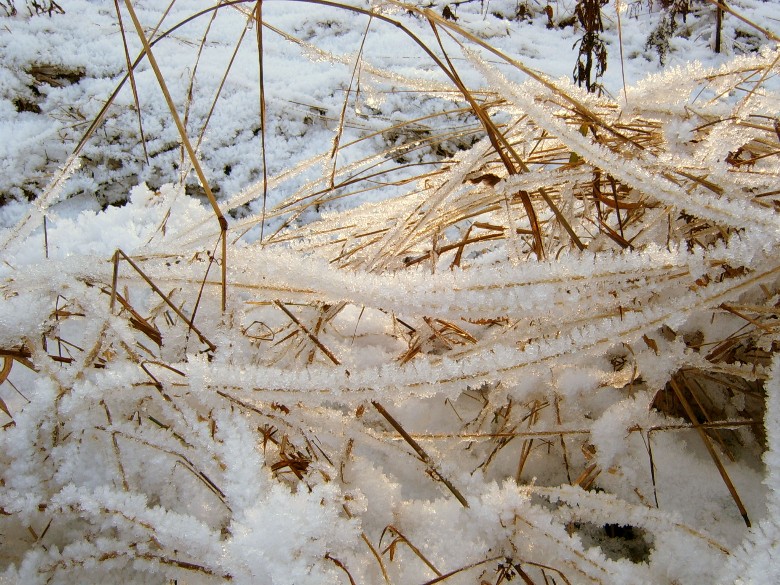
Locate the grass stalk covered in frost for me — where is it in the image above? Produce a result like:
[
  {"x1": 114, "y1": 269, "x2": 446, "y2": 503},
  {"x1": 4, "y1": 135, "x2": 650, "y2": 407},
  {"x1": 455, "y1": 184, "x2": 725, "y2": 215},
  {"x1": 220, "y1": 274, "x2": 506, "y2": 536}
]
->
[{"x1": 1, "y1": 1, "x2": 780, "y2": 583}]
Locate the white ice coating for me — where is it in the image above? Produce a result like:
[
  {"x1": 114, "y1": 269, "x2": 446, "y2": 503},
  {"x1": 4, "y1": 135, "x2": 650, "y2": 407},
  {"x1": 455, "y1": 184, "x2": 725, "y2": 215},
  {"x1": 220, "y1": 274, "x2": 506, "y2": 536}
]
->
[{"x1": 2, "y1": 1, "x2": 780, "y2": 583}]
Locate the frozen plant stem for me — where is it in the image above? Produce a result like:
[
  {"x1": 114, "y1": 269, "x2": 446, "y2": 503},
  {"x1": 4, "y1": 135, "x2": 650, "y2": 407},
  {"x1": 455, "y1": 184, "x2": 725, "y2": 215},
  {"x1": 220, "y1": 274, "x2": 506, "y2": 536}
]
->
[
  {"x1": 371, "y1": 401, "x2": 469, "y2": 508},
  {"x1": 254, "y1": 1, "x2": 269, "y2": 243},
  {"x1": 669, "y1": 376, "x2": 751, "y2": 527},
  {"x1": 704, "y1": 0, "x2": 780, "y2": 43},
  {"x1": 111, "y1": 249, "x2": 217, "y2": 352},
  {"x1": 715, "y1": 0, "x2": 723, "y2": 53},
  {"x1": 113, "y1": 0, "x2": 148, "y2": 165},
  {"x1": 573, "y1": 0, "x2": 609, "y2": 94},
  {"x1": 122, "y1": 0, "x2": 228, "y2": 312}
]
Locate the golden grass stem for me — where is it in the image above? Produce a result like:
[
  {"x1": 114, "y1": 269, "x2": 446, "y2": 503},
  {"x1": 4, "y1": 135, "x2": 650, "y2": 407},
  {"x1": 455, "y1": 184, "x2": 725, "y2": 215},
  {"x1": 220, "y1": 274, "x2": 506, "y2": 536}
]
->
[
  {"x1": 253, "y1": 2, "x2": 269, "y2": 242},
  {"x1": 615, "y1": 0, "x2": 628, "y2": 105},
  {"x1": 704, "y1": 0, "x2": 780, "y2": 43},
  {"x1": 419, "y1": 555, "x2": 504, "y2": 585},
  {"x1": 427, "y1": 18, "x2": 544, "y2": 258},
  {"x1": 43, "y1": 215, "x2": 49, "y2": 259},
  {"x1": 371, "y1": 401, "x2": 469, "y2": 508},
  {"x1": 379, "y1": 418, "x2": 757, "y2": 441},
  {"x1": 329, "y1": 15, "x2": 372, "y2": 189},
  {"x1": 554, "y1": 395, "x2": 573, "y2": 484},
  {"x1": 179, "y1": 1, "x2": 221, "y2": 170},
  {"x1": 112, "y1": 249, "x2": 216, "y2": 352},
  {"x1": 0, "y1": 357, "x2": 12, "y2": 419},
  {"x1": 342, "y1": 504, "x2": 391, "y2": 584},
  {"x1": 113, "y1": 0, "x2": 148, "y2": 164},
  {"x1": 668, "y1": 375, "x2": 751, "y2": 527},
  {"x1": 195, "y1": 11, "x2": 253, "y2": 153},
  {"x1": 122, "y1": 0, "x2": 228, "y2": 311},
  {"x1": 107, "y1": 287, "x2": 163, "y2": 347},
  {"x1": 325, "y1": 553, "x2": 358, "y2": 585},
  {"x1": 720, "y1": 303, "x2": 777, "y2": 334},
  {"x1": 380, "y1": 525, "x2": 442, "y2": 577},
  {"x1": 273, "y1": 300, "x2": 341, "y2": 364}
]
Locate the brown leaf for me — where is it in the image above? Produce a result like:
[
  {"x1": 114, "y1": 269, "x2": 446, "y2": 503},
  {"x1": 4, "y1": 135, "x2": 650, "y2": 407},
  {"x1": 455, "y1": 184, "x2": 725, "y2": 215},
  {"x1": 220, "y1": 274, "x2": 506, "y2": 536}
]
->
[{"x1": 642, "y1": 334, "x2": 659, "y2": 355}]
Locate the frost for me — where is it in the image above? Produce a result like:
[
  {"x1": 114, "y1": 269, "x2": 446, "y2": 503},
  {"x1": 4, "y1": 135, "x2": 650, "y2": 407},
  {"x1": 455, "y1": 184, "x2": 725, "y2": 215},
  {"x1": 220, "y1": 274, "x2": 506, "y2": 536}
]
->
[{"x1": 2, "y1": 1, "x2": 780, "y2": 584}]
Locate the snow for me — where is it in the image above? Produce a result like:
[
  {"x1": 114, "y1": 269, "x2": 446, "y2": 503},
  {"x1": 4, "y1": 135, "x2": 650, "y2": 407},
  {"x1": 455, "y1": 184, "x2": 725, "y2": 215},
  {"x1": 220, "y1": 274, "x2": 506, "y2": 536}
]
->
[{"x1": 1, "y1": 0, "x2": 780, "y2": 583}]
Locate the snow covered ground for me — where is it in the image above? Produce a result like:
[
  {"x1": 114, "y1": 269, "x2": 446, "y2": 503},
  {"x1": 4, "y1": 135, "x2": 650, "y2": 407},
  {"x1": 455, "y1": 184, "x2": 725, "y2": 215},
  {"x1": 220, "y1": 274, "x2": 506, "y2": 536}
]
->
[
  {"x1": 1, "y1": 0, "x2": 775, "y2": 225},
  {"x1": 1, "y1": 1, "x2": 780, "y2": 583}
]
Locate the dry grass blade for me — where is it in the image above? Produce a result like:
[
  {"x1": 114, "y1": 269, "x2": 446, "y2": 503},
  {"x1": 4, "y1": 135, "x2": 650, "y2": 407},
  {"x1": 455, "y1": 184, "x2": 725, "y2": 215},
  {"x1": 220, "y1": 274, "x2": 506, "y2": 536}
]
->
[
  {"x1": 178, "y1": 0, "x2": 223, "y2": 171},
  {"x1": 122, "y1": 0, "x2": 229, "y2": 311},
  {"x1": 553, "y1": 395, "x2": 573, "y2": 484},
  {"x1": 325, "y1": 553, "x2": 358, "y2": 585},
  {"x1": 195, "y1": 10, "x2": 253, "y2": 153},
  {"x1": 431, "y1": 318, "x2": 477, "y2": 345},
  {"x1": 521, "y1": 560, "x2": 573, "y2": 585},
  {"x1": 415, "y1": 3, "x2": 641, "y2": 149},
  {"x1": 538, "y1": 188, "x2": 585, "y2": 251},
  {"x1": 643, "y1": 429, "x2": 660, "y2": 508},
  {"x1": 515, "y1": 564, "x2": 537, "y2": 585},
  {"x1": 0, "y1": 347, "x2": 37, "y2": 372},
  {"x1": 371, "y1": 400, "x2": 469, "y2": 508},
  {"x1": 380, "y1": 525, "x2": 442, "y2": 576},
  {"x1": 136, "y1": 553, "x2": 229, "y2": 579},
  {"x1": 0, "y1": 355, "x2": 11, "y2": 386},
  {"x1": 0, "y1": 397, "x2": 11, "y2": 421},
  {"x1": 273, "y1": 300, "x2": 341, "y2": 364},
  {"x1": 573, "y1": 463, "x2": 600, "y2": 491},
  {"x1": 420, "y1": 555, "x2": 504, "y2": 585},
  {"x1": 107, "y1": 287, "x2": 163, "y2": 347},
  {"x1": 0, "y1": 0, "x2": 221, "y2": 254},
  {"x1": 109, "y1": 426, "x2": 229, "y2": 507},
  {"x1": 184, "y1": 239, "x2": 223, "y2": 347},
  {"x1": 111, "y1": 250, "x2": 216, "y2": 352},
  {"x1": 140, "y1": 361, "x2": 179, "y2": 401},
  {"x1": 669, "y1": 375, "x2": 751, "y2": 527},
  {"x1": 515, "y1": 400, "x2": 544, "y2": 483},
  {"x1": 112, "y1": 0, "x2": 148, "y2": 164},
  {"x1": 340, "y1": 503, "x2": 391, "y2": 584},
  {"x1": 720, "y1": 303, "x2": 777, "y2": 334},
  {"x1": 427, "y1": 18, "x2": 544, "y2": 259},
  {"x1": 102, "y1": 401, "x2": 130, "y2": 492},
  {"x1": 253, "y1": 1, "x2": 270, "y2": 242},
  {"x1": 704, "y1": 0, "x2": 780, "y2": 43},
  {"x1": 329, "y1": 15, "x2": 372, "y2": 188}
]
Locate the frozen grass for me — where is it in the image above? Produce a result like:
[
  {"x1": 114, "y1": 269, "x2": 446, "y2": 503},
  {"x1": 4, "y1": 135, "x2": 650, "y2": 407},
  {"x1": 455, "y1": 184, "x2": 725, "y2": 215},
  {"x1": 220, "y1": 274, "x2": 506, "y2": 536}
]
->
[{"x1": 1, "y1": 1, "x2": 780, "y2": 583}]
